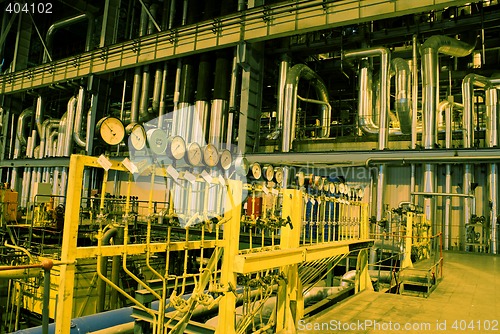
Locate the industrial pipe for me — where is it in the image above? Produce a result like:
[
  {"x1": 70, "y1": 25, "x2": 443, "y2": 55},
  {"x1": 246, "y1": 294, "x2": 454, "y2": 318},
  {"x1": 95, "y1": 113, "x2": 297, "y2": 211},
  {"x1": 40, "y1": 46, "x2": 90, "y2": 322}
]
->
[
  {"x1": 421, "y1": 35, "x2": 474, "y2": 238},
  {"x1": 344, "y1": 47, "x2": 390, "y2": 150},
  {"x1": 43, "y1": 13, "x2": 93, "y2": 63},
  {"x1": 486, "y1": 87, "x2": 498, "y2": 254},
  {"x1": 63, "y1": 96, "x2": 77, "y2": 157},
  {"x1": 276, "y1": 54, "x2": 290, "y2": 135},
  {"x1": 391, "y1": 58, "x2": 412, "y2": 134},
  {"x1": 73, "y1": 87, "x2": 87, "y2": 149},
  {"x1": 282, "y1": 63, "x2": 331, "y2": 152},
  {"x1": 10, "y1": 108, "x2": 32, "y2": 191},
  {"x1": 34, "y1": 95, "x2": 44, "y2": 138},
  {"x1": 97, "y1": 226, "x2": 118, "y2": 312}
]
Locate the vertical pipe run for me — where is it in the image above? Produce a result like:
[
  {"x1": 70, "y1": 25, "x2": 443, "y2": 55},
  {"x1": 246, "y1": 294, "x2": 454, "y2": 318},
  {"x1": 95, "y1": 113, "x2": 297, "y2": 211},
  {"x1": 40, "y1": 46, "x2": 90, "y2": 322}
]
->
[
  {"x1": 276, "y1": 54, "x2": 290, "y2": 132},
  {"x1": 487, "y1": 87, "x2": 498, "y2": 254},
  {"x1": 209, "y1": 51, "x2": 231, "y2": 147},
  {"x1": 421, "y1": 36, "x2": 475, "y2": 240}
]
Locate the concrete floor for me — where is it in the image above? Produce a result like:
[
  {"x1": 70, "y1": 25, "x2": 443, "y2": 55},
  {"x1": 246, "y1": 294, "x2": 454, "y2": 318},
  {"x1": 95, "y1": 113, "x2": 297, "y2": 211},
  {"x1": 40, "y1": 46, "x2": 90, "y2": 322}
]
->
[{"x1": 298, "y1": 251, "x2": 500, "y2": 333}]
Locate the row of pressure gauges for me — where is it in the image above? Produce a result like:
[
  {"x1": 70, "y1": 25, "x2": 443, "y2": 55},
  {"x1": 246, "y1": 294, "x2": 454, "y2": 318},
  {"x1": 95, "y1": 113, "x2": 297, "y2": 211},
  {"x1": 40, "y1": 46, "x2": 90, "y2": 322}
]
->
[
  {"x1": 96, "y1": 117, "x2": 237, "y2": 169},
  {"x1": 295, "y1": 172, "x2": 363, "y2": 198},
  {"x1": 247, "y1": 162, "x2": 284, "y2": 183}
]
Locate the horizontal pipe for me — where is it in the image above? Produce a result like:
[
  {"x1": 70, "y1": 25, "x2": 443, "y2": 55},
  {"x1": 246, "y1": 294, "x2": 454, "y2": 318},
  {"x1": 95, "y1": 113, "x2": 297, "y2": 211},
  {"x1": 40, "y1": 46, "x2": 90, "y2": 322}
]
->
[{"x1": 411, "y1": 191, "x2": 474, "y2": 198}]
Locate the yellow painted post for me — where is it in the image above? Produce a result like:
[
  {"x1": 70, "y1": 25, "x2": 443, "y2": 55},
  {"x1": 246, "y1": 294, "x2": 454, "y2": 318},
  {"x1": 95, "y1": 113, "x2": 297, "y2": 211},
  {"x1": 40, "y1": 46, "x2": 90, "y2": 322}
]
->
[
  {"x1": 402, "y1": 212, "x2": 414, "y2": 268},
  {"x1": 54, "y1": 155, "x2": 86, "y2": 334},
  {"x1": 355, "y1": 248, "x2": 373, "y2": 293},
  {"x1": 276, "y1": 189, "x2": 302, "y2": 333},
  {"x1": 216, "y1": 179, "x2": 242, "y2": 334}
]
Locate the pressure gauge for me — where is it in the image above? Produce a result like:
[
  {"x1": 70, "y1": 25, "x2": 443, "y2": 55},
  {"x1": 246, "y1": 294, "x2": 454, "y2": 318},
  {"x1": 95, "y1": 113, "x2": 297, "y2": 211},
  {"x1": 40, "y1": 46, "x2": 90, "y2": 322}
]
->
[
  {"x1": 126, "y1": 123, "x2": 147, "y2": 151},
  {"x1": 219, "y1": 149, "x2": 232, "y2": 171},
  {"x1": 250, "y1": 162, "x2": 262, "y2": 180},
  {"x1": 274, "y1": 167, "x2": 284, "y2": 184},
  {"x1": 316, "y1": 176, "x2": 324, "y2": 190},
  {"x1": 166, "y1": 136, "x2": 186, "y2": 160},
  {"x1": 96, "y1": 116, "x2": 125, "y2": 146},
  {"x1": 186, "y1": 142, "x2": 202, "y2": 166},
  {"x1": 263, "y1": 164, "x2": 274, "y2": 181},
  {"x1": 357, "y1": 188, "x2": 364, "y2": 199},
  {"x1": 146, "y1": 128, "x2": 168, "y2": 155},
  {"x1": 329, "y1": 183, "x2": 336, "y2": 194},
  {"x1": 202, "y1": 144, "x2": 219, "y2": 167},
  {"x1": 338, "y1": 183, "x2": 345, "y2": 194},
  {"x1": 234, "y1": 156, "x2": 250, "y2": 176}
]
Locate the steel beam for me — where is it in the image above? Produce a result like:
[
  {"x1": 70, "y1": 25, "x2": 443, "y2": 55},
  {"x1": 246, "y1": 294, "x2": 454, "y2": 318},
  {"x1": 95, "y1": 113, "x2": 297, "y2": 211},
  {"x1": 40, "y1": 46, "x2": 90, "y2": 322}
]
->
[
  {"x1": 75, "y1": 240, "x2": 218, "y2": 259},
  {"x1": 233, "y1": 239, "x2": 372, "y2": 274},
  {"x1": 0, "y1": 0, "x2": 478, "y2": 94}
]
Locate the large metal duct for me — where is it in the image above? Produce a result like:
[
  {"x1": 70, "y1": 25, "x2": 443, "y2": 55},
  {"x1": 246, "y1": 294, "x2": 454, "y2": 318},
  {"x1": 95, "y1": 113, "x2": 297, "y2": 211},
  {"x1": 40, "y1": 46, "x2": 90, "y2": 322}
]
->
[
  {"x1": 344, "y1": 47, "x2": 390, "y2": 150},
  {"x1": 43, "y1": 13, "x2": 93, "y2": 63},
  {"x1": 391, "y1": 58, "x2": 412, "y2": 134},
  {"x1": 281, "y1": 64, "x2": 331, "y2": 152},
  {"x1": 421, "y1": 35, "x2": 474, "y2": 238}
]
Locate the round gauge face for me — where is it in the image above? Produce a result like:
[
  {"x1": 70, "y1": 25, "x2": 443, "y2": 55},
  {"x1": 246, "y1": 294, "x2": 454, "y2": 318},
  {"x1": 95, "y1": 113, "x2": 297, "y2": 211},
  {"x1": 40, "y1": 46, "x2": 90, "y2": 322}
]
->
[
  {"x1": 297, "y1": 172, "x2": 305, "y2": 187},
  {"x1": 219, "y1": 149, "x2": 232, "y2": 171},
  {"x1": 274, "y1": 167, "x2": 284, "y2": 184},
  {"x1": 338, "y1": 183, "x2": 345, "y2": 194},
  {"x1": 167, "y1": 136, "x2": 186, "y2": 160},
  {"x1": 202, "y1": 144, "x2": 219, "y2": 167},
  {"x1": 97, "y1": 116, "x2": 125, "y2": 146},
  {"x1": 126, "y1": 123, "x2": 147, "y2": 151},
  {"x1": 329, "y1": 182, "x2": 336, "y2": 194},
  {"x1": 234, "y1": 157, "x2": 249, "y2": 176},
  {"x1": 250, "y1": 162, "x2": 262, "y2": 180},
  {"x1": 146, "y1": 128, "x2": 168, "y2": 155},
  {"x1": 186, "y1": 142, "x2": 202, "y2": 166},
  {"x1": 264, "y1": 164, "x2": 274, "y2": 181}
]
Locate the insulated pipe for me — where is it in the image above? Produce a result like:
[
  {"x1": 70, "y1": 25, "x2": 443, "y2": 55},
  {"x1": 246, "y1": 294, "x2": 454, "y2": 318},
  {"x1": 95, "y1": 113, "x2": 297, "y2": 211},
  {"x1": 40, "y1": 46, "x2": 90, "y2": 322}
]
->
[
  {"x1": 73, "y1": 86, "x2": 87, "y2": 149},
  {"x1": 421, "y1": 36, "x2": 474, "y2": 239},
  {"x1": 209, "y1": 52, "x2": 231, "y2": 147},
  {"x1": 282, "y1": 64, "x2": 331, "y2": 152},
  {"x1": 11, "y1": 108, "x2": 32, "y2": 191},
  {"x1": 391, "y1": 58, "x2": 412, "y2": 134},
  {"x1": 276, "y1": 54, "x2": 290, "y2": 133},
  {"x1": 486, "y1": 87, "x2": 498, "y2": 254},
  {"x1": 34, "y1": 95, "x2": 44, "y2": 138},
  {"x1": 344, "y1": 47, "x2": 390, "y2": 150},
  {"x1": 130, "y1": 68, "x2": 142, "y2": 124},
  {"x1": 139, "y1": 65, "x2": 151, "y2": 120},
  {"x1": 40, "y1": 119, "x2": 59, "y2": 158},
  {"x1": 43, "y1": 13, "x2": 92, "y2": 63},
  {"x1": 194, "y1": 53, "x2": 212, "y2": 144},
  {"x1": 461, "y1": 74, "x2": 489, "y2": 250},
  {"x1": 63, "y1": 97, "x2": 77, "y2": 156},
  {"x1": 422, "y1": 35, "x2": 474, "y2": 149}
]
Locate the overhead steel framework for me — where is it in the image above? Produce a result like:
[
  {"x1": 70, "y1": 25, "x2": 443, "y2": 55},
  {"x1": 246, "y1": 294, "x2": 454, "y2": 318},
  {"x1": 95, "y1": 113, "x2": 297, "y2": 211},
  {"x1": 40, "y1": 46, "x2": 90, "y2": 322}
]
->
[{"x1": 0, "y1": 0, "x2": 477, "y2": 94}]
